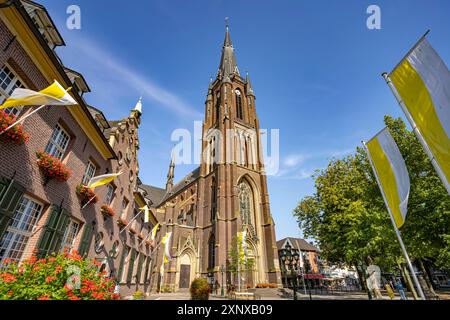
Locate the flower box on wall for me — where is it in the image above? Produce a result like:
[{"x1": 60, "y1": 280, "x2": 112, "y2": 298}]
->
[
  {"x1": 100, "y1": 205, "x2": 115, "y2": 218},
  {"x1": 36, "y1": 151, "x2": 71, "y2": 181},
  {"x1": 117, "y1": 217, "x2": 128, "y2": 228},
  {"x1": 0, "y1": 111, "x2": 29, "y2": 145},
  {"x1": 76, "y1": 184, "x2": 98, "y2": 205}
]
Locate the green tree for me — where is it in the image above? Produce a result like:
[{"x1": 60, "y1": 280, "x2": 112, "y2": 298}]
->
[
  {"x1": 228, "y1": 234, "x2": 254, "y2": 289},
  {"x1": 294, "y1": 116, "x2": 450, "y2": 275}
]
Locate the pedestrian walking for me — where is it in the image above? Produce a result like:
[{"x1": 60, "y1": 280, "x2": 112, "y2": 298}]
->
[{"x1": 395, "y1": 280, "x2": 407, "y2": 300}]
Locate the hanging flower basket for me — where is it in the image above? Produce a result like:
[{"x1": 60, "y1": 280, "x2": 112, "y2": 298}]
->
[
  {"x1": 137, "y1": 233, "x2": 144, "y2": 241},
  {"x1": 100, "y1": 205, "x2": 115, "y2": 218},
  {"x1": 36, "y1": 151, "x2": 71, "y2": 181},
  {"x1": 0, "y1": 111, "x2": 29, "y2": 145},
  {"x1": 76, "y1": 184, "x2": 98, "y2": 204},
  {"x1": 145, "y1": 239, "x2": 153, "y2": 247},
  {"x1": 129, "y1": 227, "x2": 137, "y2": 235},
  {"x1": 117, "y1": 217, "x2": 128, "y2": 228}
]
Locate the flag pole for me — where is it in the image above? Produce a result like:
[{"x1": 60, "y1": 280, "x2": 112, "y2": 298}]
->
[
  {"x1": 81, "y1": 195, "x2": 96, "y2": 210},
  {"x1": 119, "y1": 209, "x2": 144, "y2": 234},
  {"x1": 362, "y1": 141, "x2": 426, "y2": 300},
  {"x1": 0, "y1": 104, "x2": 46, "y2": 137},
  {"x1": 382, "y1": 72, "x2": 450, "y2": 194}
]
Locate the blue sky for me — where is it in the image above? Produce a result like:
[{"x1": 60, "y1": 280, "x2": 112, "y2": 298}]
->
[{"x1": 39, "y1": 0, "x2": 450, "y2": 241}]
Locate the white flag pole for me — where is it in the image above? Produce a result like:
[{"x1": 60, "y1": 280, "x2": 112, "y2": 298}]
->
[
  {"x1": 362, "y1": 141, "x2": 426, "y2": 300},
  {"x1": 382, "y1": 72, "x2": 450, "y2": 194},
  {"x1": 80, "y1": 195, "x2": 97, "y2": 210},
  {"x1": 0, "y1": 105, "x2": 46, "y2": 137},
  {"x1": 119, "y1": 209, "x2": 144, "y2": 234}
]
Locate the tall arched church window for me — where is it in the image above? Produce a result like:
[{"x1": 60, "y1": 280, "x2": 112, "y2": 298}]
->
[
  {"x1": 238, "y1": 180, "x2": 256, "y2": 237},
  {"x1": 208, "y1": 233, "x2": 215, "y2": 270},
  {"x1": 215, "y1": 92, "x2": 220, "y2": 123},
  {"x1": 235, "y1": 90, "x2": 243, "y2": 120},
  {"x1": 211, "y1": 178, "x2": 217, "y2": 222}
]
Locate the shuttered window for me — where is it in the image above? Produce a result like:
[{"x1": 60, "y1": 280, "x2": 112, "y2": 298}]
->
[
  {"x1": 36, "y1": 205, "x2": 70, "y2": 258},
  {"x1": 118, "y1": 245, "x2": 129, "y2": 283},
  {"x1": 0, "y1": 177, "x2": 25, "y2": 242},
  {"x1": 126, "y1": 248, "x2": 137, "y2": 283},
  {"x1": 135, "y1": 253, "x2": 145, "y2": 284},
  {"x1": 78, "y1": 222, "x2": 94, "y2": 257}
]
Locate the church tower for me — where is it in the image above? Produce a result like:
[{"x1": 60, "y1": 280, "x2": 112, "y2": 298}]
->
[
  {"x1": 150, "y1": 22, "x2": 281, "y2": 292},
  {"x1": 198, "y1": 21, "x2": 281, "y2": 286}
]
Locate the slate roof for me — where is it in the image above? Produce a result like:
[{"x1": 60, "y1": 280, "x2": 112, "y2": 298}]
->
[
  {"x1": 276, "y1": 237, "x2": 320, "y2": 252},
  {"x1": 139, "y1": 184, "x2": 167, "y2": 208}
]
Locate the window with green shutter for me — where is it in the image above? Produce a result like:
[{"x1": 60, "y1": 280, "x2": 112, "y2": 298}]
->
[
  {"x1": 0, "y1": 177, "x2": 25, "y2": 239},
  {"x1": 78, "y1": 222, "x2": 94, "y2": 257},
  {"x1": 144, "y1": 256, "x2": 152, "y2": 283},
  {"x1": 37, "y1": 205, "x2": 70, "y2": 258},
  {"x1": 118, "y1": 245, "x2": 129, "y2": 283},
  {"x1": 135, "y1": 253, "x2": 145, "y2": 284},
  {"x1": 126, "y1": 248, "x2": 136, "y2": 283}
]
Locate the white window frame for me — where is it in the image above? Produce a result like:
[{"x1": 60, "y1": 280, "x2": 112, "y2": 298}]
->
[
  {"x1": 0, "y1": 196, "x2": 43, "y2": 266},
  {"x1": 120, "y1": 246, "x2": 131, "y2": 283},
  {"x1": 94, "y1": 232, "x2": 104, "y2": 254},
  {"x1": 0, "y1": 64, "x2": 25, "y2": 117},
  {"x1": 105, "y1": 184, "x2": 115, "y2": 205},
  {"x1": 61, "y1": 219, "x2": 80, "y2": 253},
  {"x1": 45, "y1": 124, "x2": 70, "y2": 159},
  {"x1": 121, "y1": 198, "x2": 129, "y2": 218},
  {"x1": 82, "y1": 160, "x2": 96, "y2": 186}
]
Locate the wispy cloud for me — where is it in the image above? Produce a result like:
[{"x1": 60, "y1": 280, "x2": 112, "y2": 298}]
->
[
  {"x1": 61, "y1": 35, "x2": 202, "y2": 119},
  {"x1": 272, "y1": 148, "x2": 353, "y2": 180}
]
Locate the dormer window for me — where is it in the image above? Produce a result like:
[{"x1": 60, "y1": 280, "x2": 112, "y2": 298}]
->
[{"x1": 22, "y1": 1, "x2": 65, "y2": 49}]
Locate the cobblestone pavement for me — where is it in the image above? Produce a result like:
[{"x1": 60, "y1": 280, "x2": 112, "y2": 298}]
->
[{"x1": 145, "y1": 288, "x2": 449, "y2": 300}]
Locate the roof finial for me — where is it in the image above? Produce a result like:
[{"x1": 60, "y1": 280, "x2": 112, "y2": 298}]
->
[{"x1": 225, "y1": 17, "x2": 229, "y2": 32}]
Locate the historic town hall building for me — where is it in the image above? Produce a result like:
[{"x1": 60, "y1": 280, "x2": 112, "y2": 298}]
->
[{"x1": 144, "y1": 25, "x2": 282, "y2": 292}]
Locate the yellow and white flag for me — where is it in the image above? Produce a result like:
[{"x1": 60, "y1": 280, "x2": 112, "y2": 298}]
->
[
  {"x1": 366, "y1": 128, "x2": 410, "y2": 228},
  {"x1": 161, "y1": 232, "x2": 172, "y2": 264},
  {"x1": 150, "y1": 223, "x2": 160, "y2": 241},
  {"x1": 141, "y1": 205, "x2": 150, "y2": 223},
  {"x1": 0, "y1": 80, "x2": 77, "y2": 109},
  {"x1": 390, "y1": 38, "x2": 450, "y2": 190},
  {"x1": 87, "y1": 171, "x2": 122, "y2": 190}
]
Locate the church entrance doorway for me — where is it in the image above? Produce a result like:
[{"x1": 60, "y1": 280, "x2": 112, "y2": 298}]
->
[{"x1": 179, "y1": 264, "x2": 191, "y2": 288}]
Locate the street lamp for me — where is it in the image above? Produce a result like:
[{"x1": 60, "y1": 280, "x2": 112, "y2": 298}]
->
[
  {"x1": 220, "y1": 264, "x2": 225, "y2": 297},
  {"x1": 279, "y1": 243, "x2": 298, "y2": 300}
]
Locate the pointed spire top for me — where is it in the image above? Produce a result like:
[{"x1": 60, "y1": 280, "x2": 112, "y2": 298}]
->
[
  {"x1": 133, "y1": 96, "x2": 143, "y2": 114},
  {"x1": 223, "y1": 17, "x2": 233, "y2": 48},
  {"x1": 246, "y1": 71, "x2": 254, "y2": 96},
  {"x1": 166, "y1": 147, "x2": 175, "y2": 191},
  {"x1": 218, "y1": 18, "x2": 239, "y2": 80}
]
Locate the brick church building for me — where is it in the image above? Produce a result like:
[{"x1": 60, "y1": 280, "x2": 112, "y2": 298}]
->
[{"x1": 144, "y1": 24, "x2": 282, "y2": 292}]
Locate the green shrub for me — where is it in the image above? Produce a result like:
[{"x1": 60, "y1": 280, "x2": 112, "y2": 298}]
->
[
  {"x1": 190, "y1": 278, "x2": 210, "y2": 300},
  {"x1": 0, "y1": 251, "x2": 119, "y2": 300}
]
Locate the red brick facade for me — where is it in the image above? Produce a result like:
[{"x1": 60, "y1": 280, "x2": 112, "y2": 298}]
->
[{"x1": 0, "y1": 2, "x2": 155, "y2": 298}]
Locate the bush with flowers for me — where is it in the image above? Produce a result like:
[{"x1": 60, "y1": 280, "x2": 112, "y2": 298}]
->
[
  {"x1": 0, "y1": 110, "x2": 29, "y2": 145},
  {"x1": 100, "y1": 204, "x2": 115, "y2": 218},
  {"x1": 76, "y1": 184, "x2": 98, "y2": 204},
  {"x1": 0, "y1": 251, "x2": 120, "y2": 300}
]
